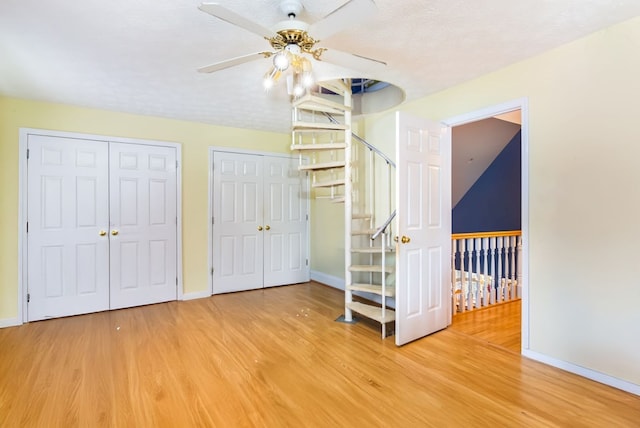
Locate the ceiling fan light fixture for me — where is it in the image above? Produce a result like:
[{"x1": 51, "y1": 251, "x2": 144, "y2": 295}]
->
[
  {"x1": 301, "y1": 71, "x2": 314, "y2": 88},
  {"x1": 272, "y1": 51, "x2": 290, "y2": 71},
  {"x1": 263, "y1": 66, "x2": 282, "y2": 91}
]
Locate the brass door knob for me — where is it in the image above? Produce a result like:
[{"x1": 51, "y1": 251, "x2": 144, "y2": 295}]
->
[
  {"x1": 401, "y1": 235, "x2": 410, "y2": 244},
  {"x1": 99, "y1": 230, "x2": 107, "y2": 236},
  {"x1": 265, "y1": 225, "x2": 271, "y2": 231},
  {"x1": 111, "y1": 229, "x2": 119, "y2": 236},
  {"x1": 257, "y1": 226, "x2": 263, "y2": 231}
]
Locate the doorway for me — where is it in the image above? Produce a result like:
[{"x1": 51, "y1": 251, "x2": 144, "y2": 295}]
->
[{"x1": 444, "y1": 99, "x2": 529, "y2": 353}]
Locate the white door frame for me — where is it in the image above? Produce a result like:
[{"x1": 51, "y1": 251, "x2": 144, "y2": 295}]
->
[
  {"x1": 18, "y1": 128, "x2": 184, "y2": 324},
  {"x1": 443, "y1": 98, "x2": 530, "y2": 352},
  {"x1": 207, "y1": 147, "x2": 311, "y2": 296}
]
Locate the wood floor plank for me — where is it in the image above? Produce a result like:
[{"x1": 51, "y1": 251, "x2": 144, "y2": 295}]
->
[{"x1": 0, "y1": 282, "x2": 638, "y2": 427}]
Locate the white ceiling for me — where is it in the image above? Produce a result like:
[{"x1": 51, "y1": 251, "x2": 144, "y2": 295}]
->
[{"x1": 2, "y1": 0, "x2": 640, "y2": 134}]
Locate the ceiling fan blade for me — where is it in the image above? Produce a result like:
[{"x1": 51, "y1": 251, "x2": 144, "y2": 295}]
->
[
  {"x1": 320, "y1": 49, "x2": 386, "y2": 73},
  {"x1": 198, "y1": 52, "x2": 269, "y2": 73},
  {"x1": 308, "y1": 0, "x2": 378, "y2": 41},
  {"x1": 199, "y1": 3, "x2": 274, "y2": 39}
]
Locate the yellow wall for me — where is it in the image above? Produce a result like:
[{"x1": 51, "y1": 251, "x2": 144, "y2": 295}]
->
[
  {"x1": 347, "y1": 17, "x2": 639, "y2": 385},
  {"x1": 0, "y1": 97, "x2": 289, "y2": 320}
]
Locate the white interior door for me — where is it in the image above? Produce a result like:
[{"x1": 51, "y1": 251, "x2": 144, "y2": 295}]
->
[
  {"x1": 263, "y1": 156, "x2": 309, "y2": 287},
  {"x1": 212, "y1": 152, "x2": 264, "y2": 293},
  {"x1": 395, "y1": 111, "x2": 452, "y2": 346},
  {"x1": 26, "y1": 135, "x2": 110, "y2": 321},
  {"x1": 109, "y1": 142, "x2": 177, "y2": 309}
]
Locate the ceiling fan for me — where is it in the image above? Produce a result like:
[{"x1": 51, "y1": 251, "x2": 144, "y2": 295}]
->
[{"x1": 197, "y1": 0, "x2": 386, "y2": 94}]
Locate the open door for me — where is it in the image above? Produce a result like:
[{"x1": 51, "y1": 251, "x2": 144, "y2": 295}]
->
[{"x1": 395, "y1": 111, "x2": 452, "y2": 346}]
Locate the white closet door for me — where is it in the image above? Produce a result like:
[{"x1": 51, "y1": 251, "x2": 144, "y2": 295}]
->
[
  {"x1": 212, "y1": 152, "x2": 264, "y2": 293},
  {"x1": 27, "y1": 135, "x2": 110, "y2": 321},
  {"x1": 263, "y1": 156, "x2": 309, "y2": 287},
  {"x1": 109, "y1": 142, "x2": 177, "y2": 309}
]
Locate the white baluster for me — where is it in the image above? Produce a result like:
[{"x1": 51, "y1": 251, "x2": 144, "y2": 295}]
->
[
  {"x1": 503, "y1": 237, "x2": 511, "y2": 301},
  {"x1": 459, "y1": 239, "x2": 466, "y2": 312},
  {"x1": 474, "y1": 237, "x2": 481, "y2": 309},
  {"x1": 517, "y1": 235, "x2": 523, "y2": 298},
  {"x1": 509, "y1": 235, "x2": 517, "y2": 300},
  {"x1": 482, "y1": 237, "x2": 489, "y2": 307},
  {"x1": 489, "y1": 237, "x2": 496, "y2": 305},
  {"x1": 465, "y1": 238, "x2": 473, "y2": 311},
  {"x1": 451, "y1": 238, "x2": 457, "y2": 315},
  {"x1": 496, "y1": 236, "x2": 504, "y2": 303}
]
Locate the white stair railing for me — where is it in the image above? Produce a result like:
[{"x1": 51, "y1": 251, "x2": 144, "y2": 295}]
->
[{"x1": 451, "y1": 231, "x2": 522, "y2": 313}]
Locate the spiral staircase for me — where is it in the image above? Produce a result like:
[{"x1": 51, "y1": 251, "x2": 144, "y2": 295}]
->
[{"x1": 290, "y1": 79, "x2": 397, "y2": 338}]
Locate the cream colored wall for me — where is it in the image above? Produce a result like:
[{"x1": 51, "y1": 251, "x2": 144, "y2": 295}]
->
[
  {"x1": 0, "y1": 97, "x2": 289, "y2": 320},
  {"x1": 381, "y1": 16, "x2": 638, "y2": 385}
]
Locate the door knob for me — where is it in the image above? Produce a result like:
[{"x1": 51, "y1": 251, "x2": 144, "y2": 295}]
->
[
  {"x1": 401, "y1": 235, "x2": 411, "y2": 244},
  {"x1": 99, "y1": 230, "x2": 107, "y2": 236},
  {"x1": 265, "y1": 225, "x2": 271, "y2": 231},
  {"x1": 111, "y1": 229, "x2": 119, "y2": 236},
  {"x1": 257, "y1": 226, "x2": 263, "y2": 231}
]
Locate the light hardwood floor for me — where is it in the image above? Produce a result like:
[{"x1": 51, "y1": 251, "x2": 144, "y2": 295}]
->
[
  {"x1": 1, "y1": 282, "x2": 638, "y2": 427},
  {"x1": 449, "y1": 299, "x2": 521, "y2": 353}
]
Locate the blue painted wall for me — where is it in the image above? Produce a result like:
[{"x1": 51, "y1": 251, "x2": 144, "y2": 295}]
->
[{"x1": 452, "y1": 130, "x2": 521, "y2": 233}]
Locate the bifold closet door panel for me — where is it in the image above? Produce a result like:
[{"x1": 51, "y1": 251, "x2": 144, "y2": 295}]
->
[
  {"x1": 263, "y1": 156, "x2": 309, "y2": 287},
  {"x1": 26, "y1": 135, "x2": 110, "y2": 321},
  {"x1": 212, "y1": 152, "x2": 264, "y2": 293},
  {"x1": 109, "y1": 142, "x2": 178, "y2": 309}
]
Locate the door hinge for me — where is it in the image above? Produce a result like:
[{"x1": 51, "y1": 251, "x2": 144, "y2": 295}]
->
[
  {"x1": 26, "y1": 149, "x2": 30, "y2": 160},
  {"x1": 306, "y1": 214, "x2": 309, "y2": 221},
  {"x1": 27, "y1": 293, "x2": 30, "y2": 303},
  {"x1": 211, "y1": 267, "x2": 214, "y2": 276},
  {"x1": 26, "y1": 222, "x2": 29, "y2": 233},
  {"x1": 212, "y1": 217, "x2": 214, "y2": 225},
  {"x1": 176, "y1": 277, "x2": 178, "y2": 286},
  {"x1": 306, "y1": 258, "x2": 308, "y2": 266},
  {"x1": 176, "y1": 160, "x2": 179, "y2": 169}
]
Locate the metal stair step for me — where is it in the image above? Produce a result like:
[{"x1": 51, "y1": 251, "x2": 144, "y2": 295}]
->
[
  {"x1": 290, "y1": 143, "x2": 347, "y2": 151},
  {"x1": 293, "y1": 93, "x2": 351, "y2": 114},
  {"x1": 292, "y1": 121, "x2": 348, "y2": 131},
  {"x1": 318, "y1": 80, "x2": 350, "y2": 96},
  {"x1": 351, "y1": 247, "x2": 395, "y2": 254},
  {"x1": 347, "y1": 301, "x2": 395, "y2": 323},
  {"x1": 349, "y1": 264, "x2": 395, "y2": 274},
  {"x1": 312, "y1": 179, "x2": 345, "y2": 188},
  {"x1": 352, "y1": 213, "x2": 372, "y2": 220},
  {"x1": 298, "y1": 161, "x2": 346, "y2": 171},
  {"x1": 352, "y1": 228, "x2": 377, "y2": 236},
  {"x1": 348, "y1": 283, "x2": 395, "y2": 297}
]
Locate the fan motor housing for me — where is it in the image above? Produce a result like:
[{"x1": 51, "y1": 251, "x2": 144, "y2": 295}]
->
[{"x1": 279, "y1": 0, "x2": 303, "y2": 17}]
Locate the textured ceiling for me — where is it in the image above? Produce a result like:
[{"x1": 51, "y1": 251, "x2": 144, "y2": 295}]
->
[{"x1": 2, "y1": 0, "x2": 640, "y2": 134}]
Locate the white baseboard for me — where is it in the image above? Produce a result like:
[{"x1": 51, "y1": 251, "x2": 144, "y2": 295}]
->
[
  {"x1": 522, "y1": 349, "x2": 640, "y2": 396},
  {"x1": 181, "y1": 290, "x2": 211, "y2": 301},
  {"x1": 310, "y1": 271, "x2": 344, "y2": 290},
  {"x1": 0, "y1": 317, "x2": 21, "y2": 329}
]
